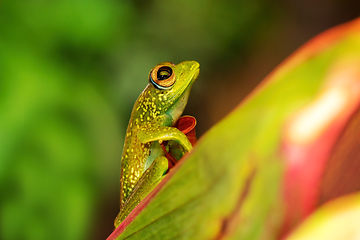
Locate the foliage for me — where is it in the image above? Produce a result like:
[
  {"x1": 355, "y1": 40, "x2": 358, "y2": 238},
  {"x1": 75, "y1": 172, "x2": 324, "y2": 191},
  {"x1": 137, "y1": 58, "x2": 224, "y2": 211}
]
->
[
  {"x1": 0, "y1": 0, "x2": 275, "y2": 239},
  {"x1": 109, "y1": 18, "x2": 360, "y2": 239}
]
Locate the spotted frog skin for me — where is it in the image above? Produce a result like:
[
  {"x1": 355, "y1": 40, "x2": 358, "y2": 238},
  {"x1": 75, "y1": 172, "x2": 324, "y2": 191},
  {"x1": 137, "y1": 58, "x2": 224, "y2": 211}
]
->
[{"x1": 114, "y1": 61, "x2": 200, "y2": 226}]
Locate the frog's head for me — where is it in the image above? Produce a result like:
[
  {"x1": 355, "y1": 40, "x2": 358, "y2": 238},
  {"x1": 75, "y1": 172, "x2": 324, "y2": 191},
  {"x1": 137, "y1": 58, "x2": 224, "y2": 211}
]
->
[{"x1": 148, "y1": 61, "x2": 199, "y2": 123}]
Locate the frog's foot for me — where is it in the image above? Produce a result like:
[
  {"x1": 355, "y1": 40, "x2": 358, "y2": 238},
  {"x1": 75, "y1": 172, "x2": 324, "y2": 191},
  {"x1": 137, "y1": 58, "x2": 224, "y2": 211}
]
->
[{"x1": 160, "y1": 115, "x2": 197, "y2": 168}]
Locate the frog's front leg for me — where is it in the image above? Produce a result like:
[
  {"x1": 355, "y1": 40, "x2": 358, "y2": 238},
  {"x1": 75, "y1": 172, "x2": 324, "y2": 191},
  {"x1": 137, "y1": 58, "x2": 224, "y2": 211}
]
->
[
  {"x1": 114, "y1": 155, "x2": 168, "y2": 227},
  {"x1": 138, "y1": 125, "x2": 193, "y2": 152}
]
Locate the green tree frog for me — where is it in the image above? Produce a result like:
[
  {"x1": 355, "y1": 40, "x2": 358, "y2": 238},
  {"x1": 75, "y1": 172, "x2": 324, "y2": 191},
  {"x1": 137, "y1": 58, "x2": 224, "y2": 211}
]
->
[{"x1": 114, "y1": 61, "x2": 200, "y2": 227}]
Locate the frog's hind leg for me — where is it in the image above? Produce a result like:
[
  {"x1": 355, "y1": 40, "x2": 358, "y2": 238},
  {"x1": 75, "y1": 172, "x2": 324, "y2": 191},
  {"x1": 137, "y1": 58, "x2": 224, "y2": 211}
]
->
[{"x1": 114, "y1": 156, "x2": 168, "y2": 227}]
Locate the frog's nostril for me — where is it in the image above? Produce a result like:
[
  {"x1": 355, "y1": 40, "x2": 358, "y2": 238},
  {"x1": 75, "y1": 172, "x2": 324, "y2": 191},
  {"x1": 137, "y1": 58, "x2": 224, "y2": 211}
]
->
[{"x1": 189, "y1": 61, "x2": 200, "y2": 71}]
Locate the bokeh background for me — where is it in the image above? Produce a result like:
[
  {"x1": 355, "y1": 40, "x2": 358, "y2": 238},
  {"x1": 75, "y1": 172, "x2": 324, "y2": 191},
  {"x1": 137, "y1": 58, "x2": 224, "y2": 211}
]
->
[{"x1": 1, "y1": 1, "x2": 359, "y2": 239}]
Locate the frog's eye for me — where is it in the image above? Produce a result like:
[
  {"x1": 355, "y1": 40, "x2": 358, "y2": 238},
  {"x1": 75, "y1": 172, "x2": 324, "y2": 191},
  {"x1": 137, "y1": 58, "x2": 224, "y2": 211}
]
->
[{"x1": 149, "y1": 65, "x2": 176, "y2": 89}]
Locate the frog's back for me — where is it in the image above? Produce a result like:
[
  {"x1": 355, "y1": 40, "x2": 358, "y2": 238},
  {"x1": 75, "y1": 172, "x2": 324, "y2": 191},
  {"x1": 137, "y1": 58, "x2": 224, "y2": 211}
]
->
[
  {"x1": 120, "y1": 87, "x2": 164, "y2": 205},
  {"x1": 119, "y1": 112, "x2": 153, "y2": 205}
]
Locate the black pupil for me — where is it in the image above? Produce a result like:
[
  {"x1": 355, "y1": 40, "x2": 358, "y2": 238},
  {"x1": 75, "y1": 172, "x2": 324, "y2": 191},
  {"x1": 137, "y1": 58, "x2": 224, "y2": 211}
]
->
[{"x1": 157, "y1": 67, "x2": 172, "y2": 80}]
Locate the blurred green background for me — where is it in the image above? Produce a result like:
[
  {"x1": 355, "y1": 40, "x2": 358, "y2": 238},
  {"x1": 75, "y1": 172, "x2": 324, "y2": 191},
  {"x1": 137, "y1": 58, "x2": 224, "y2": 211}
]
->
[{"x1": 0, "y1": 0, "x2": 358, "y2": 239}]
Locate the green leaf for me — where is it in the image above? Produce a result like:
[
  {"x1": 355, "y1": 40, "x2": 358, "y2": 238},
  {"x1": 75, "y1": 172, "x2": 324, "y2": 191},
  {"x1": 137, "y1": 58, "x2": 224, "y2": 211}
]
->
[
  {"x1": 286, "y1": 193, "x2": 360, "y2": 240},
  {"x1": 109, "y1": 17, "x2": 360, "y2": 240}
]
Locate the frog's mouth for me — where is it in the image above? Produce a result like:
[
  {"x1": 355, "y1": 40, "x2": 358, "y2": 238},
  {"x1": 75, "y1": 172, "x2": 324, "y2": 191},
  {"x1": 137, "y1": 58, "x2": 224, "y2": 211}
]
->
[{"x1": 172, "y1": 61, "x2": 200, "y2": 100}]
